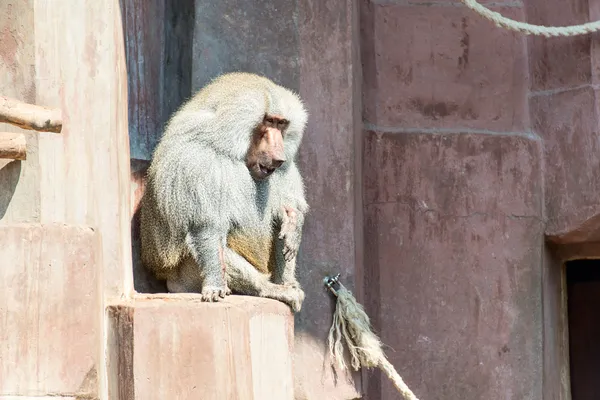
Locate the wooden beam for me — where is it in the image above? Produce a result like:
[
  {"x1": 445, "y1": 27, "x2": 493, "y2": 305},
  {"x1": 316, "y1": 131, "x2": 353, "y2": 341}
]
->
[
  {"x1": 0, "y1": 96, "x2": 62, "y2": 133},
  {"x1": 0, "y1": 132, "x2": 27, "y2": 160}
]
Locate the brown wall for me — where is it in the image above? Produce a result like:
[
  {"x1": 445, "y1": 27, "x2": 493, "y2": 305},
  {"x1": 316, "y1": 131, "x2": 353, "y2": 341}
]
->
[
  {"x1": 360, "y1": 2, "x2": 545, "y2": 398},
  {"x1": 358, "y1": 1, "x2": 600, "y2": 400}
]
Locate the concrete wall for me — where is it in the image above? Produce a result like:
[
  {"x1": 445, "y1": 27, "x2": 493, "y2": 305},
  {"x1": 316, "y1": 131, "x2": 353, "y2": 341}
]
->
[
  {"x1": 361, "y1": 3, "x2": 544, "y2": 398},
  {"x1": 360, "y1": 0, "x2": 600, "y2": 399},
  {"x1": 526, "y1": 0, "x2": 600, "y2": 243}
]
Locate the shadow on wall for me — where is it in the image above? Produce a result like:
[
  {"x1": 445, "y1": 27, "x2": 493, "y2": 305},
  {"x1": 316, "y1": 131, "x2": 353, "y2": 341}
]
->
[
  {"x1": 130, "y1": 159, "x2": 167, "y2": 293},
  {"x1": 131, "y1": 208, "x2": 168, "y2": 293},
  {"x1": 0, "y1": 160, "x2": 21, "y2": 220}
]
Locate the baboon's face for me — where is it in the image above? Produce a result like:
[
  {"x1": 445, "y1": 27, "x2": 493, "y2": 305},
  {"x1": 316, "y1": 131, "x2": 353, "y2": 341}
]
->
[{"x1": 246, "y1": 114, "x2": 289, "y2": 180}]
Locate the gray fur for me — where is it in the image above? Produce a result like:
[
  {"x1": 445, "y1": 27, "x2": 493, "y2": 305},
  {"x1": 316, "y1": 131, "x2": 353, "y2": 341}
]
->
[{"x1": 139, "y1": 72, "x2": 308, "y2": 311}]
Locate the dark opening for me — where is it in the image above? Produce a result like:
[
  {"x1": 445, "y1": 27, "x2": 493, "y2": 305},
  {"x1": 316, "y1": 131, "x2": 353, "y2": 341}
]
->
[{"x1": 566, "y1": 259, "x2": 600, "y2": 400}]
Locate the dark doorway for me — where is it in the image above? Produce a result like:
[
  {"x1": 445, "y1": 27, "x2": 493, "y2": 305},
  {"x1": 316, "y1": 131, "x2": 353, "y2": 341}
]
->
[{"x1": 566, "y1": 259, "x2": 600, "y2": 400}]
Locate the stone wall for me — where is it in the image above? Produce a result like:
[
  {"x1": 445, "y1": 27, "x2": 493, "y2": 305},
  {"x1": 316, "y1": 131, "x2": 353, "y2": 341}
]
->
[{"x1": 360, "y1": 0, "x2": 600, "y2": 399}]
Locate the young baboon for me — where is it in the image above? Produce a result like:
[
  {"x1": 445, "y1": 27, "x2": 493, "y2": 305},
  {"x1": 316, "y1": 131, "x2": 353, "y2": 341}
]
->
[{"x1": 139, "y1": 72, "x2": 308, "y2": 312}]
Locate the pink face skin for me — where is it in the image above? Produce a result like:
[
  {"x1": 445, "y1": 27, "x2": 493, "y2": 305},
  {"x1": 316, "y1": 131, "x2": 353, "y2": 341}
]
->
[{"x1": 246, "y1": 114, "x2": 289, "y2": 180}]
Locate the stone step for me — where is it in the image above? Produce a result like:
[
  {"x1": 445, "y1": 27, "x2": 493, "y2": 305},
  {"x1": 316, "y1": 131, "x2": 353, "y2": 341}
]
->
[{"x1": 107, "y1": 294, "x2": 295, "y2": 400}]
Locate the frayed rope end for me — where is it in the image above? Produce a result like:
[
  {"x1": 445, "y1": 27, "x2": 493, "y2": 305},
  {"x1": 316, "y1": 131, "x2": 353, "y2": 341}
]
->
[{"x1": 324, "y1": 274, "x2": 420, "y2": 400}]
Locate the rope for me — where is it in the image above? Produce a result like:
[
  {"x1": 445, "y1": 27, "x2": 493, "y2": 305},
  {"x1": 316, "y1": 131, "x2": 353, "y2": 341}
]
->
[
  {"x1": 324, "y1": 275, "x2": 419, "y2": 400},
  {"x1": 461, "y1": 0, "x2": 600, "y2": 37}
]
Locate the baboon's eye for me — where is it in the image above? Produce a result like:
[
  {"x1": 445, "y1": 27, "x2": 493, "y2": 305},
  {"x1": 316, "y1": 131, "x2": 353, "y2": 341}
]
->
[{"x1": 277, "y1": 120, "x2": 289, "y2": 130}]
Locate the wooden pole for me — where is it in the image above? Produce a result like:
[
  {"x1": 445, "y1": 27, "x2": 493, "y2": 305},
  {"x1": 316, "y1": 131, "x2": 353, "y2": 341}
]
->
[
  {"x1": 0, "y1": 132, "x2": 27, "y2": 160},
  {"x1": 0, "y1": 96, "x2": 63, "y2": 133}
]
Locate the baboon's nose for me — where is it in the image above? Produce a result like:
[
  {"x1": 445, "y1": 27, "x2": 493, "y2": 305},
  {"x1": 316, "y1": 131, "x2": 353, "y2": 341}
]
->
[{"x1": 271, "y1": 158, "x2": 285, "y2": 169}]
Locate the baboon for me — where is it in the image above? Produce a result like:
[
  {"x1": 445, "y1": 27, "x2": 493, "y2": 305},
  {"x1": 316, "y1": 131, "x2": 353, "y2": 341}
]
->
[{"x1": 139, "y1": 72, "x2": 308, "y2": 312}]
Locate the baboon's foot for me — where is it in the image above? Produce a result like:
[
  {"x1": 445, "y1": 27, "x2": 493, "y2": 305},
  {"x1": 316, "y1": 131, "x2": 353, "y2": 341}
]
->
[
  {"x1": 275, "y1": 285, "x2": 305, "y2": 313},
  {"x1": 201, "y1": 285, "x2": 230, "y2": 302},
  {"x1": 224, "y1": 282, "x2": 232, "y2": 296}
]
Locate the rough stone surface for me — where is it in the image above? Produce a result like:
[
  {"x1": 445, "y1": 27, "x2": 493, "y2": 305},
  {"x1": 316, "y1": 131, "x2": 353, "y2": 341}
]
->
[
  {"x1": 527, "y1": 0, "x2": 600, "y2": 245},
  {"x1": 362, "y1": 131, "x2": 544, "y2": 399},
  {"x1": 32, "y1": 1, "x2": 133, "y2": 297},
  {"x1": 0, "y1": 224, "x2": 101, "y2": 398},
  {"x1": 525, "y1": 3, "x2": 600, "y2": 396},
  {"x1": 296, "y1": 0, "x2": 362, "y2": 398},
  {"x1": 192, "y1": 0, "x2": 300, "y2": 93},
  {"x1": 526, "y1": 0, "x2": 595, "y2": 92},
  {"x1": 107, "y1": 295, "x2": 295, "y2": 400},
  {"x1": 530, "y1": 87, "x2": 600, "y2": 241},
  {"x1": 362, "y1": 3, "x2": 529, "y2": 132}
]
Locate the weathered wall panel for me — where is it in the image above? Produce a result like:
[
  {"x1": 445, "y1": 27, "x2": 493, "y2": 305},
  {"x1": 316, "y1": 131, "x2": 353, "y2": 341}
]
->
[
  {"x1": 191, "y1": 0, "x2": 300, "y2": 92},
  {"x1": 362, "y1": 132, "x2": 544, "y2": 399},
  {"x1": 33, "y1": 0, "x2": 133, "y2": 297},
  {"x1": 295, "y1": 0, "x2": 362, "y2": 398},
  {"x1": 526, "y1": 0, "x2": 600, "y2": 241},
  {"x1": 530, "y1": 87, "x2": 600, "y2": 242},
  {"x1": 360, "y1": 1, "x2": 544, "y2": 399},
  {"x1": 362, "y1": 2, "x2": 529, "y2": 132},
  {"x1": 121, "y1": 0, "x2": 165, "y2": 161}
]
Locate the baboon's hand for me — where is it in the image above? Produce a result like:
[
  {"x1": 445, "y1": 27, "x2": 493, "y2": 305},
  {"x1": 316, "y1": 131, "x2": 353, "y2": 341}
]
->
[
  {"x1": 201, "y1": 285, "x2": 230, "y2": 302},
  {"x1": 278, "y1": 206, "x2": 301, "y2": 261}
]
